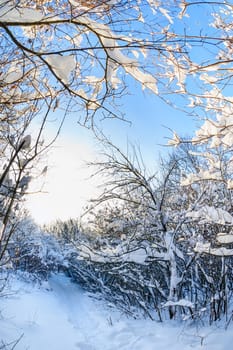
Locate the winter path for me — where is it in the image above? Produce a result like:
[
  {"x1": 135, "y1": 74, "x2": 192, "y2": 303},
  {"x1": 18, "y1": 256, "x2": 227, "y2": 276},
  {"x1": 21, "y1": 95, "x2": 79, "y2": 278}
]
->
[{"x1": 0, "y1": 273, "x2": 232, "y2": 350}]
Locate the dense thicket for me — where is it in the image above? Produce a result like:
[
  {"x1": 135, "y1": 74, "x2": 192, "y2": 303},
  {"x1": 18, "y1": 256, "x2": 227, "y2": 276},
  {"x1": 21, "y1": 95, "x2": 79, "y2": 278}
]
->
[
  {"x1": 5, "y1": 141, "x2": 233, "y2": 325},
  {"x1": 66, "y1": 142, "x2": 233, "y2": 323},
  {"x1": 2, "y1": 0, "x2": 233, "y2": 326}
]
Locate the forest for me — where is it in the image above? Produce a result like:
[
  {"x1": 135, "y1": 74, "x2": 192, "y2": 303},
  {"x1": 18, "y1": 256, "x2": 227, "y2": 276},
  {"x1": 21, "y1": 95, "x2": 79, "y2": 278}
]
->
[{"x1": 1, "y1": 0, "x2": 233, "y2": 348}]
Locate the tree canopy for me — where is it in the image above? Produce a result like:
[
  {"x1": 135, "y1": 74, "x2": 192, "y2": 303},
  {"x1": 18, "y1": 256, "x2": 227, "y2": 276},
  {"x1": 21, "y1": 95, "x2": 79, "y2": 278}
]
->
[{"x1": 1, "y1": 0, "x2": 233, "y2": 260}]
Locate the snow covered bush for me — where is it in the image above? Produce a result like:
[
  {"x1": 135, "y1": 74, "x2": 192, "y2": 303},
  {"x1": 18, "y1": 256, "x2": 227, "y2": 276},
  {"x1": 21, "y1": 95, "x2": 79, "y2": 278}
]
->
[
  {"x1": 65, "y1": 140, "x2": 233, "y2": 323},
  {"x1": 2, "y1": 140, "x2": 233, "y2": 323},
  {"x1": 6, "y1": 217, "x2": 66, "y2": 281},
  {"x1": 4, "y1": 140, "x2": 230, "y2": 323}
]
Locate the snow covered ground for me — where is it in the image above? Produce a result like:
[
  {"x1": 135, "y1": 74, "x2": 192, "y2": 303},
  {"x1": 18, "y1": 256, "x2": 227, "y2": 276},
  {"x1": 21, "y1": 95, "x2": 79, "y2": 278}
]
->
[{"x1": 0, "y1": 273, "x2": 232, "y2": 350}]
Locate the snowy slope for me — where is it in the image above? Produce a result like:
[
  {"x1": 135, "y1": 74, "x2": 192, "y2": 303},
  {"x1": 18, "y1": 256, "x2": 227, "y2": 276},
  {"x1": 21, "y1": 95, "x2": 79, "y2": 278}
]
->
[{"x1": 0, "y1": 274, "x2": 232, "y2": 350}]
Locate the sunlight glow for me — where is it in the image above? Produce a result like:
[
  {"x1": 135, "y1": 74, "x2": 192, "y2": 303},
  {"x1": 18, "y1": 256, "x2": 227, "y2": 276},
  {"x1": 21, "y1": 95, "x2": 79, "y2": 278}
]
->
[{"x1": 26, "y1": 137, "x2": 100, "y2": 225}]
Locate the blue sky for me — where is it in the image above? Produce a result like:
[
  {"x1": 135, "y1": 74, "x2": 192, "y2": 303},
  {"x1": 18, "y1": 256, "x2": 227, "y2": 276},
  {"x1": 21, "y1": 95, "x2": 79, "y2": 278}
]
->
[
  {"x1": 27, "y1": 83, "x2": 198, "y2": 225},
  {"x1": 26, "y1": 2, "x2": 209, "y2": 224},
  {"x1": 62, "y1": 82, "x2": 199, "y2": 164}
]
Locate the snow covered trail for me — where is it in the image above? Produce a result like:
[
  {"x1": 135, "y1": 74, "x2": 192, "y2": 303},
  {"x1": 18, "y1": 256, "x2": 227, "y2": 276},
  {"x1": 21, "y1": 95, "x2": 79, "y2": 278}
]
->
[
  {"x1": 49, "y1": 274, "x2": 110, "y2": 349},
  {"x1": 0, "y1": 273, "x2": 232, "y2": 350}
]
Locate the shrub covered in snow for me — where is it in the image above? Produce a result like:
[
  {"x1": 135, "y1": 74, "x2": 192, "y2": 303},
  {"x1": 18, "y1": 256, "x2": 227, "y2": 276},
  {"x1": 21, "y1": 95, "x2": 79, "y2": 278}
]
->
[
  {"x1": 4, "y1": 140, "x2": 233, "y2": 324},
  {"x1": 65, "y1": 141, "x2": 233, "y2": 323},
  {"x1": 6, "y1": 218, "x2": 66, "y2": 280}
]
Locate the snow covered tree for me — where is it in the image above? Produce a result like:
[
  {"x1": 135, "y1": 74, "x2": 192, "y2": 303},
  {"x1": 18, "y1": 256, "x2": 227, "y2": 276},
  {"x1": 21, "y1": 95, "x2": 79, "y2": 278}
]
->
[
  {"x1": 2, "y1": 0, "x2": 233, "y2": 322},
  {"x1": 77, "y1": 139, "x2": 197, "y2": 319},
  {"x1": 1, "y1": 1, "x2": 233, "y2": 241},
  {"x1": 2, "y1": 1, "x2": 233, "y2": 124},
  {"x1": 0, "y1": 0, "x2": 181, "y2": 264},
  {"x1": 44, "y1": 218, "x2": 86, "y2": 242},
  {"x1": 0, "y1": 120, "x2": 41, "y2": 264},
  {"x1": 175, "y1": 143, "x2": 233, "y2": 322},
  {"x1": 74, "y1": 138, "x2": 233, "y2": 321}
]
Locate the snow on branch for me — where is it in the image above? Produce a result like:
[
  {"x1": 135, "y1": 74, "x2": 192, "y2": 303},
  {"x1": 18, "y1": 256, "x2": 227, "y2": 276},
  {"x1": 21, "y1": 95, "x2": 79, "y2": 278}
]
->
[
  {"x1": 45, "y1": 54, "x2": 76, "y2": 85},
  {"x1": 186, "y1": 206, "x2": 233, "y2": 225},
  {"x1": 162, "y1": 299, "x2": 194, "y2": 309},
  {"x1": 77, "y1": 15, "x2": 158, "y2": 94},
  {"x1": 216, "y1": 232, "x2": 233, "y2": 244},
  {"x1": 0, "y1": 2, "x2": 44, "y2": 23},
  {"x1": 194, "y1": 242, "x2": 233, "y2": 257}
]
